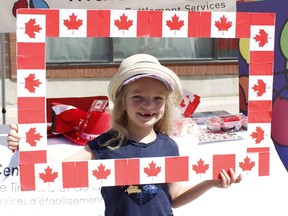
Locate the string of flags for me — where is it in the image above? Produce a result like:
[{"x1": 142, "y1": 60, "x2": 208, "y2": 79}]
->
[{"x1": 16, "y1": 9, "x2": 275, "y2": 191}]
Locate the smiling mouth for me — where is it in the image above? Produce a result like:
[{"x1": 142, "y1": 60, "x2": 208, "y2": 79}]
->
[{"x1": 139, "y1": 112, "x2": 155, "y2": 117}]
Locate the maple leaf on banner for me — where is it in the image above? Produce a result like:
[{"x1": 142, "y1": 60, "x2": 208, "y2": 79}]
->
[
  {"x1": 63, "y1": 13, "x2": 83, "y2": 34},
  {"x1": 144, "y1": 161, "x2": 161, "y2": 177},
  {"x1": 250, "y1": 127, "x2": 265, "y2": 144},
  {"x1": 166, "y1": 14, "x2": 184, "y2": 35},
  {"x1": 26, "y1": 127, "x2": 43, "y2": 147},
  {"x1": 252, "y1": 79, "x2": 266, "y2": 97},
  {"x1": 39, "y1": 166, "x2": 58, "y2": 183},
  {"x1": 114, "y1": 13, "x2": 133, "y2": 35},
  {"x1": 192, "y1": 159, "x2": 209, "y2": 177},
  {"x1": 92, "y1": 163, "x2": 111, "y2": 181},
  {"x1": 239, "y1": 156, "x2": 255, "y2": 173},
  {"x1": 215, "y1": 15, "x2": 232, "y2": 35},
  {"x1": 253, "y1": 29, "x2": 268, "y2": 47},
  {"x1": 24, "y1": 73, "x2": 42, "y2": 93},
  {"x1": 25, "y1": 18, "x2": 42, "y2": 38}
]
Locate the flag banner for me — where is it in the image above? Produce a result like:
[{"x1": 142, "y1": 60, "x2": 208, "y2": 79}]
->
[
  {"x1": 1, "y1": 0, "x2": 237, "y2": 33},
  {"x1": 15, "y1": 9, "x2": 275, "y2": 191},
  {"x1": 19, "y1": 153, "x2": 271, "y2": 190}
]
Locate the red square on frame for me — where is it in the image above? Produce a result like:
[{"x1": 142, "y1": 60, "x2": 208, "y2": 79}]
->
[
  {"x1": 18, "y1": 97, "x2": 46, "y2": 124},
  {"x1": 17, "y1": 42, "x2": 45, "y2": 69},
  {"x1": 213, "y1": 154, "x2": 236, "y2": 180}
]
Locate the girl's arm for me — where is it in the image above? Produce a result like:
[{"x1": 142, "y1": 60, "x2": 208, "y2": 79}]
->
[
  {"x1": 169, "y1": 168, "x2": 242, "y2": 208},
  {"x1": 62, "y1": 144, "x2": 95, "y2": 162}
]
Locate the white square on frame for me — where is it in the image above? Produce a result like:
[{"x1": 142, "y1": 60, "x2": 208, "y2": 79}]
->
[
  {"x1": 162, "y1": 11, "x2": 188, "y2": 38},
  {"x1": 88, "y1": 159, "x2": 115, "y2": 187},
  {"x1": 250, "y1": 25, "x2": 275, "y2": 51},
  {"x1": 59, "y1": 9, "x2": 87, "y2": 37},
  {"x1": 211, "y1": 12, "x2": 236, "y2": 38},
  {"x1": 34, "y1": 162, "x2": 63, "y2": 191},
  {"x1": 140, "y1": 157, "x2": 165, "y2": 184},
  {"x1": 18, "y1": 123, "x2": 47, "y2": 152},
  {"x1": 248, "y1": 75, "x2": 273, "y2": 101},
  {"x1": 110, "y1": 10, "x2": 137, "y2": 37},
  {"x1": 17, "y1": 14, "x2": 46, "y2": 43},
  {"x1": 17, "y1": 69, "x2": 46, "y2": 97}
]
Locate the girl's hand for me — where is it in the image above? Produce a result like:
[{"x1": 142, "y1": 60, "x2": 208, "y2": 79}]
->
[
  {"x1": 7, "y1": 123, "x2": 21, "y2": 152},
  {"x1": 216, "y1": 168, "x2": 242, "y2": 188}
]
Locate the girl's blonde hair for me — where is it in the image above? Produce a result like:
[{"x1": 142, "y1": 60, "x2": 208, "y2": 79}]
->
[{"x1": 103, "y1": 84, "x2": 178, "y2": 150}]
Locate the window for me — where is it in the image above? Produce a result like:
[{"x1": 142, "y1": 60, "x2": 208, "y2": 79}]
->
[
  {"x1": 46, "y1": 37, "x2": 110, "y2": 64},
  {"x1": 46, "y1": 37, "x2": 238, "y2": 65}
]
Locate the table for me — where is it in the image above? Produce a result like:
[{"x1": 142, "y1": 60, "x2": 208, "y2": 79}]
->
[{"x1": 1, "y1": 125, "x2": 288, "y2": 216}]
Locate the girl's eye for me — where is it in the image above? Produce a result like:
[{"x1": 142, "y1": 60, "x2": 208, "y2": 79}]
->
[
  {"x1": 132, "y1": 95, "x2": 142, "y2": 100},
  {"x1": 155, "y1": 96, "x2": 164, "y2": 101}
]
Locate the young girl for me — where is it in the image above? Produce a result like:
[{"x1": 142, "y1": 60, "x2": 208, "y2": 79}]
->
[{"x1": 7, "y1": 54, "x2": 242, "y2": 216}]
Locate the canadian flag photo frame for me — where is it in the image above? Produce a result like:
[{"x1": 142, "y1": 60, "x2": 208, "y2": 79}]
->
[{"x1": 16, "y1": 9, "x2": 275, "y2": 191}]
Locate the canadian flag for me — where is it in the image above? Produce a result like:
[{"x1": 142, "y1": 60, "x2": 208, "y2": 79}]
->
[
  {"x1": 178, "y1": 89, "x2": 201, "y2": 118},
  {"x1": 91, "y1": 99, "x2": 109, "y2": 112}
]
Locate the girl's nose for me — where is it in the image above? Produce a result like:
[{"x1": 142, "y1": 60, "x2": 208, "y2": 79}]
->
[{"x1": 142, "y1": 98, "x2": 153, "y2": 107}]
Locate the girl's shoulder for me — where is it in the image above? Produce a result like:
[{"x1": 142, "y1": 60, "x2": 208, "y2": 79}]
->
[
  {"x1": 156, "y1": 133, "x2": 179, "y2": 155},
  {"x1": 87, "y1": 130, "x2": 117, "y2": 149},
  {"x1": 157, "y1": 132, "x2": 177, "y2": 144}
]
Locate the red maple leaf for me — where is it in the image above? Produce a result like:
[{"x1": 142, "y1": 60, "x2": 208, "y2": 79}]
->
[
  {"x1": 25, "y1": 18, "x2": 42, "y2": 38},
  {"x1": 180, "y1": 99, "x2": 186, "y2": 108},
  {"x1": 114, "y1": 13, "x2": 133, "y2": 35},
  {"x1": 239, "y1": 156, "x2": 255, "y2": 172},
  {"x1": 39, "y1": 166, "x2": 58, "y2": 183},
  {"x1": 24, "y1": 73, "x2": 42, "y2": 93},
  {"x1": 215, "y1": 15, "x2": 232, "y2": 34},
  {"x1": 253, "y1": 29, "x2": 268, "y2": 47},
  {"x1": 192, "y1": 159, "x2": 209, "y2": 175},
  {"x1": 92, "y1": 163, "x2": 111, "y2": 180},
  {"x1": 250, "y1": 127, "x2": 265, "y2": 144},
  {"x1": 63, "y1": 13, "x2": 83, "y2": 34},
  {"x1": 144, "y1": 161, "x2": 161, "y2": 177},
  {"x1": 26, "y1": 127, "x2": 43, "y2": 147},
  {"x1": 166, "y1": 14, "x2": 184, "y2": 35},
  {"x1": 252, "y1": 79, "x2": 266, "y2": 97}
]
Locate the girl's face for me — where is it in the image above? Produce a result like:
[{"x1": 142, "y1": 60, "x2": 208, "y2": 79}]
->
[{"x1": 124, "y1": 77, "x2": 168, "y2": 132}]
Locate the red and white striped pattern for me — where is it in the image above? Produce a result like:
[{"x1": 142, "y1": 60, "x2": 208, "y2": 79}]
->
[{"x1": 16, "y1": 9, "x2": 275, "y2": 191}]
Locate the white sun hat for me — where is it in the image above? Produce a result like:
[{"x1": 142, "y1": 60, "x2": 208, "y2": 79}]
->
[{"x1": 108, "y1": 54, "x2": 183, "y2": 106}]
